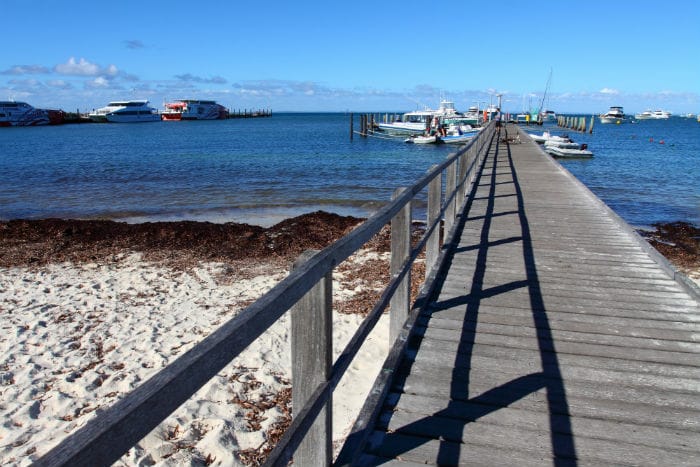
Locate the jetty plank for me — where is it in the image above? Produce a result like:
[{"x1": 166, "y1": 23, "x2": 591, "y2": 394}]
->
[{"x1": 337, "y1": 124, "x2": 700, "y2": 466}]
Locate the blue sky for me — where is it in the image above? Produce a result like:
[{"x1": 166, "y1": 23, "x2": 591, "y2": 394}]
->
[{"x1": 3, "y1": 0, "x2": 699, "y2": 114}]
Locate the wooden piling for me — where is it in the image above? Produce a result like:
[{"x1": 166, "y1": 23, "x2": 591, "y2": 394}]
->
[{"x1": 390, "y1": 188, "x2": 411, "y2": 343}]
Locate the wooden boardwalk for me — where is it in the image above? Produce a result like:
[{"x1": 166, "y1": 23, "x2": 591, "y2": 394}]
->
[{"x1": 338, "y1": 124, "x2": 700, "y2": 466}]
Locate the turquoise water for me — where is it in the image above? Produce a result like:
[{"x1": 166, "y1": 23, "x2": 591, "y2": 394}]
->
[{"x1": 0, "y1": 113, "x2": 698, "y2": 227}]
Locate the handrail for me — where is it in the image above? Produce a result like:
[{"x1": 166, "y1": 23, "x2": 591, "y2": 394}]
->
[{"x1": 35, "y1": 121, "x2": 496, "y2": 467}]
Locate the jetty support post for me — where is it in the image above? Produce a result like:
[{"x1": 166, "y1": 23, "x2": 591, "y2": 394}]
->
[
  {"x1": 291, "y1": 250, "x2": 332, "y2": 466},
  {"x1": 390, "y1": 187, "x2": 411, "y2": 343},
  {"x1": 426, "y1": 166, "x2": 442, "y2": 276},
  {"x1": 350, "y1": 113, "x2": 354, "y2": 141}
]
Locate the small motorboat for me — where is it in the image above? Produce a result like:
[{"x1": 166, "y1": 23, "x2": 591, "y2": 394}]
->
[
  {"x1": 529, "y1": 130, "x2": 572, "y2": 144},
  {"x1": 544, "y1": 139, "x2": 580, "y2": 149},
  {"x1": 545, "y1": 143, "x2": 593, "y2": 158},
  {"x1": 405, "y1": 135, "x2": 440, "y2": 144}
]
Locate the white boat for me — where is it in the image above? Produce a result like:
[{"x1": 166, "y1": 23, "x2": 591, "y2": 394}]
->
[
  {"x1": 635, "y1": 109, "x2": 671, "y2": 120},
  {"x1": 0, "y1": 101, "x2": 50, "y2": 126},
  {"x1": 545, "y1": 143, "x2": 593, "y2": 158},
  {"x1": 529, "y1": 130, "x2": 571, "y2": 144},
  {"x1": 161, "y1": 99, "x2": 228, "y2": 121},
  {"x1": 377, "y1": 99, "x2": 463, "y2": 135},
  {"x1": 89, "y1": 100, "x2": 160, "y2": 123},
  {"x1": 539, "y1": 109, "x2": 557, "y2": 123},
  {"x1": 599, "y1": 106, "x2": 626, "y2": 124},
  {"x1": 404, "y1": 135, "x2": 439, "y2": 144},
  {"x1": 544, "y1": 139, "x2": 581, "y2": 149}
]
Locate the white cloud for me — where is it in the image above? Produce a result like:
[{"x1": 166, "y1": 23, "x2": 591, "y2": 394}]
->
[
  {"x1": 54, "y1": 57, "x2": 118, "y2": 77},
  {"x1": 599, "y1": 88, "x2": 619, "y2": 95},
  {"x1": 1, "y1": 65, "x2": 50, "y2": 75},
  {"x1": 86, "y1": 77, "x2": 110, "y2": 88}
]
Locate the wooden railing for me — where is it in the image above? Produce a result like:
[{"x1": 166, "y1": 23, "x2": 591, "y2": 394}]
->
[{"x1": 35, "y1": 122, "x2": 496, "y2": 467}]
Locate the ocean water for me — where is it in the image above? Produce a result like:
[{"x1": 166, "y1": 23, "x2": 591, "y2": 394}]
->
[{"x1": 0, "y1": 113, "x2": 698, "y2": 228}]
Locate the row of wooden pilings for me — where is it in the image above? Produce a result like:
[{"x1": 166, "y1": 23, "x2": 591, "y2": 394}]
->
[
  {"x1": 349, "y1": 113, "x2": 377, "y2": 139},
  {"x1": 558, "y1": 114, "x2": 595, "y2": 133}
]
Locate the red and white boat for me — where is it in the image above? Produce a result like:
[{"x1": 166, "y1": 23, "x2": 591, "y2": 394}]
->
[
  {"x1": 0, "y1": 101, "x2": 62, "y2": 127},
  {"x1": 161, "y1": 99, "x2": 228, "y2": 121}
]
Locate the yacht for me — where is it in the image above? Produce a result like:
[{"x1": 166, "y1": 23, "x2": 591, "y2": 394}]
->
[
  {"x1": 635, "y1": 109, "x2": 672, "y2": 120},
  {"x1": 0, "y1": 101, "x2": 50, "y2": 126},
  {"x1": 376, "y1": 99, "x2": 464, "y2": 135},
  {"x1": 161, "y1": 99, "x2": 229, "y2": 121},
  {"x1": 89, "y1": 100, "x2": 160, "y2": 123},
  {"x1": 599, "y1": 106, "x2": 626, "y2": 124}
]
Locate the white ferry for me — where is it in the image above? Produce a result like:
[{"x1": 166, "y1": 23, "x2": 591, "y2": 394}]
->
[
  {"x1": 161, "y1": 99, "x2": 229, "y2": 121},
  {"x1": 0, "y1": 101, "x2": 50, "y2": 126},
  {"x1": 88, "y1": 100, "x2": 160, "y2": 123}
]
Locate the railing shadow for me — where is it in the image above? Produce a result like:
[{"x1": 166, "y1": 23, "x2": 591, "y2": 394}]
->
[{"x1": 359, "y1": 126, "x2": 577, "y2": 465}]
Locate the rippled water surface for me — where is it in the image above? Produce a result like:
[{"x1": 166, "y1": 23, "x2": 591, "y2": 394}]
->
[{"x1": 1, "y1": 113, "x2": 698, "y2": 227}]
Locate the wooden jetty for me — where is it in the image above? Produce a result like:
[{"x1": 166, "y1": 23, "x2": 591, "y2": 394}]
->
[
  {"x1": 35, "y1": 123, "x2": 699, "y2": 466},
  {"x1": 336, "y1": 124, "x2": 700, "y2": 465}
]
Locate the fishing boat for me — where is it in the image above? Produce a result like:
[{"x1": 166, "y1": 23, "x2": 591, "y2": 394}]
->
[
  {"x1": 89, "y1": 100, "x2": 160, "y2": 123},
  {"x1": 0, "y1": 101, "x2": 51, "y2": 126},
  {"x1": 161, "y1": 99, "x2": 229, "y2": 121},
  {"x1": 599, "y1": 106, "x2": 626, "y2": 124}
]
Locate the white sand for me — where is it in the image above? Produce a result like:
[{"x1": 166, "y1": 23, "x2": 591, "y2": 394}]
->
[{"x1": 0, "y1": 251, "x2": 390, "y2": 466}]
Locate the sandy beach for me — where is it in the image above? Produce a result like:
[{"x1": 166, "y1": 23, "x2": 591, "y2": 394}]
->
[{"x1": 0, "y1": 214, "x2": 697, "y2": 466}]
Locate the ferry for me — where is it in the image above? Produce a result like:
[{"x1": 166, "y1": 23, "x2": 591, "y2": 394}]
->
[
  {"x1": 0, "y1": 101, "x2": 51, "y2": 126},
  {"x1": 88, "y1": 100, "x2": 160, "y2": 123},
  {"x1": 161, "y1": 99, "x2": 229, "y2": 121}
]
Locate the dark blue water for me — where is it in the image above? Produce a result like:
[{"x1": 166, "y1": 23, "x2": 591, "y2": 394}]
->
[
  {"x1": 1, "y1": 113, "x2": 698, "y2": 228},
  {"x1": 543, "y1": 117, "x2": 699, "y2": 228}
]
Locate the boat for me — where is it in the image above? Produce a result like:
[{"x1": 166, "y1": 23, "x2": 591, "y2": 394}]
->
[
  {"x1": 528, "y1": 130, "x2": 572, "y2": 144},
  {"x1": 404, "y1": 135, "x2": 440, "y2": 144},
  {"x1": 539, "y1": 109, "x2": 557, "y2": 123},
  {"x1": 377, "y1": 99, "x2": 464, "y2": 135},
  {"x1": 599, "y1": 106, "x2": 626, "y2": 124},
  {"x1": 88, "y1": 100, "x2": 160, "y2": 123},
  {"x1": 161, "y1": 99, "x2": 229, "y2": 121},
  {"x1": 545, "y1": 143, "x2": 593, "y2": 158},
  {"x1": 0, "y1": 101, "x2": 51, "y2": 126},
  {"x1": 635, "y1": 109, "x2": 671, "y2": 120},
  {"x1": 544, "y1": 139, "x2": 581, "y2": 150}
]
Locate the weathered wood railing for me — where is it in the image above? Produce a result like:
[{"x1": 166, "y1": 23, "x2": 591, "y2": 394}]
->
[{"x1": 35, "y1": 122, "x2": 496, "y2": 467}]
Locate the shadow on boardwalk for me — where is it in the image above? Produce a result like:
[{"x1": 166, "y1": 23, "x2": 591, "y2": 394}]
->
[{"x1": 363, "y1": 127, "x2": 578, "y2": 465}]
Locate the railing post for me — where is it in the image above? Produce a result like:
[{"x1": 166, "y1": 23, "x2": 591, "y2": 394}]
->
[
  {"x1": 390, "y1": 187, "x2": 411, "y2": 343},
  {"x1": 444, "y1": 159, "x2": 458, "y2": 235},
  {"x1": 291, "y1": 250, "x2": 332, "y2": 466},
  {"x1": 426, "y1": 166, "x2": 441, "y2": 276}
]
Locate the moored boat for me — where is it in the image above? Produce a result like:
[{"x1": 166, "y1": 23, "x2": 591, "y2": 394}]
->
[
  {"x1": 0, "y1": 101, "x2": 51, "y2": 127},
  {"x1": 161, "y1": 99, "x2": 229, "y2": 121},
  {"x1": 599, "y1": 106, "x2": 626, "y2": 124},
  {"x1": 635, "y1": 109, "x2": 672, "y2": 120},
  {"x1": 377, "y1": 99, "x2": 464, "y2": 135},
  {"x1": 88, "y1": 100, "x2": 160, "y2": 123},
  {"x1": 539, "y1": 109, "x2": 557, "y2": 123},
  {"x1": 545, "y1": 143, "x2": 593, "y2": 158}
]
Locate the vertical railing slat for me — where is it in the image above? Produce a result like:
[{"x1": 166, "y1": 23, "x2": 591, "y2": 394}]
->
[{"x1": 291, "y1": 250, "x2": 332, "y2": 466}]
